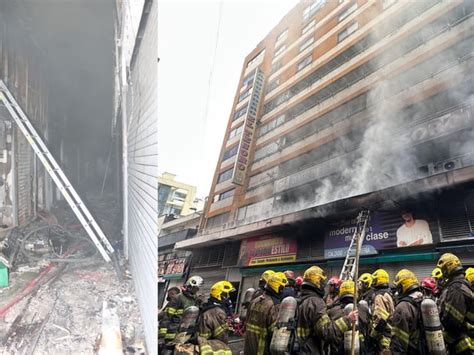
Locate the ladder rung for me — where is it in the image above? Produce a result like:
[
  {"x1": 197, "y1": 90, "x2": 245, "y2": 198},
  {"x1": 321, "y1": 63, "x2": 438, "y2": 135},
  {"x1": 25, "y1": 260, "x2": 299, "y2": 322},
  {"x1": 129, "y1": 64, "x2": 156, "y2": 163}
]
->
[{"x1": 0, "y1": 79, "x2": 114, "y2": 262}]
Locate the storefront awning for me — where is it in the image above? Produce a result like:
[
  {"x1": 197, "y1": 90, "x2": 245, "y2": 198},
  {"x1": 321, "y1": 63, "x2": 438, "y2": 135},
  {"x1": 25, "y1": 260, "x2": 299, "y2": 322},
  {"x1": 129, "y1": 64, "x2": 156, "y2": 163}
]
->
[{"x1": 240, "y1": 251, "x2": 440, "y2": 275}]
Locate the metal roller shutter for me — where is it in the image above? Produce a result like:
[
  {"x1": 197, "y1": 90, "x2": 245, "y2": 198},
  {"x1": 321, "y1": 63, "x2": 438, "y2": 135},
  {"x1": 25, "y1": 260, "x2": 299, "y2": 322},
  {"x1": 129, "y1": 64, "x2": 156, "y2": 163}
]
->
[
  {"x1": 190, "y1": 267, "x2": 227, "y2": 301},
  {"x1": 125, "y1": 1, "x2": 158, "y2": 352},
  {"x1": 359, "y1": 261, "x2": 436, "y2": 282}
]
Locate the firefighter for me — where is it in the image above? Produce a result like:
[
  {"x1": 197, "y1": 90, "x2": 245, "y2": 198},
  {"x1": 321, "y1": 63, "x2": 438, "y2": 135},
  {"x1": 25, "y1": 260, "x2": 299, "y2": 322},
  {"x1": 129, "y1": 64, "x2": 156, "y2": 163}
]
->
[
  {"x1": 196, "y1": 280, "x2": 235, "y2": 355},
  {"x1": 420, "y1": 276, "x2": 438, "y2": 301},
  {"x1": 296, "y1": 266, "x2": 358, "y2": 354},
  {"x1": 432, "y1": 266, "x2": 448, "y2": 306},
  {"x1": 358, "y1": 273, "x2": 375, "y2": 306},
  {"x1": 369, "y1": 269, "x2": 395, "y2": 353},
  {"x1": 158, "y1": 276, "x2": 203, "y2": 345},
  {"x1": 282, "y1": 270, "x2": 297, "y2": 298},
  {"x1": 159, "y1": 287, "x2": 180, "y2": 322},
  {"x1": 252, "y1": 269, "x2": 275, "y2": 300},
  {"x1": 295, "y1": 276, "x2": 304, "y2": 298},
  {"x1": 244, "y1": 271, "x2": 288, "y2": 355},
  {"x1": 327, "y1": 280, "x2": 360, "y2": 355},
  {"x1": 437, "y1": 253, "x2": 474, "y2": 354},
  {"x1": 390, "y1": 269, "x2": 426, "y2": 354},
  {"x1": 324, "y1": 276, "x2": 342, "y2": 309},
  {"x1": 466, "y1": 267, "x2": 474, "y2": 291}
]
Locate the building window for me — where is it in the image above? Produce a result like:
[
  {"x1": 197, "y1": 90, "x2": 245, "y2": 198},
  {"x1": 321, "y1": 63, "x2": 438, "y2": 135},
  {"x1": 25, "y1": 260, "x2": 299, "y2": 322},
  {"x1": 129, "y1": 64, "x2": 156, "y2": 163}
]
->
[
  {"x1": 302, "y1": 19, "x2": 316, "y2": 35},
  {"x1": 303, "y1": 0, "x2": 326, "y2": 21},
  {"x1": 296, "y1": 54, "x2": 312, "y2": 72},
  {"x1": 299, "y1": 36, "x2": 314, "y2": 52},
  {"x1": 246, "y1": 50, "x2": 264, "y2": 68},
  {"x1": 273, "y1": 45, "x2": 286, "y2": 58},
  {"x1": 270, "y1": 60, "x2": 283, "y2": 75},
  {"x1": 233, "y1": 104, "x2": 248, "y2": 121},
  {"x1": 241, "y1": 70, "x2": 256, "y2": 92},
  {"x1": 172, "y1": 190, "x2": 187, "y2": 202},
  {"x1": 266, "y1": 78, "x2": 280, "y2": 94},
  {"x1": 258, "y1": 113, "x2": 286, "y2": 137},
  {"x1": 228, "y1": 124, "x2": 243, "y2": 140},
  {"x1": 276, "y1": 29, "x2": 288, "y2": 43},
  {"x1": 217, "y1": 189, "x2": 235, "y2": 201},
  {"x1": 217, "y1": 168, "x2": 234, "y2": 183},
  {"x1": 238, "y1": 89, "x2": 251, "y2": 103},
  {"x1": 163, "y1": 205, "x2": 182, "y2": 216},
  {"x1": 338, "y1": 22, "x2": 358, "y2": 42},
  {"x1": 338, "y1": 3, "x2": 357, "y2": 22},
  {"x1": 223, "y1": 145, "x2": 238, "y2": 161},
  {"x1": 206, "y1": 212, "x2": 230, "y2": 229},
  {"x1": 382, "y1": 0, "x2": 397, "y2": 10}
]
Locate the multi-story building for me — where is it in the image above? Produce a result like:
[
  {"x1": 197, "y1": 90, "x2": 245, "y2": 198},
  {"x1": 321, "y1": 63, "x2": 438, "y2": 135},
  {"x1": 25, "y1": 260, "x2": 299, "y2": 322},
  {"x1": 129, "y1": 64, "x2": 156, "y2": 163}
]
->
[
  {"x1": 176, "y1": 0, "x2": 474, "y2": 301},
  {"x1": 158, "y1": 172, "x2": 199, "y2": 217}
]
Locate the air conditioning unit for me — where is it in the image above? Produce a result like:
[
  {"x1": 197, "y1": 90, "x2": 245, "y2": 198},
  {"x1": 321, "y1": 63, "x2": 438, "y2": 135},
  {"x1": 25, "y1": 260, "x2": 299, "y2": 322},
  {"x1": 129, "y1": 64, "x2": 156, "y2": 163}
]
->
[{"x1": 428, "y1": 158, "x2": 463, "y2": 175}]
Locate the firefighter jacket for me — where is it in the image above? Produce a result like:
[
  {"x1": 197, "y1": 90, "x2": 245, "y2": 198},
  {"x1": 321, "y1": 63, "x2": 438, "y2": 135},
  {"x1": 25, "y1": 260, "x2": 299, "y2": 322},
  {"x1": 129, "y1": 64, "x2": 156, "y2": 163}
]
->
[
  {"x1": 390, "y1": 290, "x2": 425, "y2": 355},
  {"x1": 197, "y1": 301, "x2": 229, "y2": 344},
  {"x1": 197, "y1": 337, "x2": 232, "y2": 355},
  {"x1": 328, "y1": 298, "x2": 361, "y2": 355},
  {"x1": 370, "y1": 285, "x2": 395, "y2": 351},
  {"x1": 439, "y1": 274, "x2": 474, "y2": 354},
  {"x1": 159, "y1": 291, "x2": 199, "y2": 342},
  {"x1": 360, "y1": 288, "x2": 375, "y2": 308},
  {"x1": 324, "y1": 292, "x2": 340, "y2": 310},
  {"x1": 296, "y1": 286, "x2": 351, "y2": 355},
  {"x1": 251, "y1": 287, "x2": 265, "y2": 301},
  {"x1": 244, "y1": 289, "x2": 280, "y2": 355}
]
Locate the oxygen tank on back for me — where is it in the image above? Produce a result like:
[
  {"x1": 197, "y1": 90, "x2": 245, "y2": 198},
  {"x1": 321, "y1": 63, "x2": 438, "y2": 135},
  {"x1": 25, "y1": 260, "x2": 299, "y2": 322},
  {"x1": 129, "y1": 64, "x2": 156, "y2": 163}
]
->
[
  {"x1": 174, "y1": 306, "x2": 200, "y2": 344},
  {"x1": 270, "y1": 296, "x2": 297, "y2": 355},
  {"x1": 239, "y1": 287, "x2": 255, "y2": 322},
  {"x1": 421, "y1": 298, "x2": 446, "y2": 355},
  {"x1": 343, "y1": 304, "x2": 359, "y2": 355}
]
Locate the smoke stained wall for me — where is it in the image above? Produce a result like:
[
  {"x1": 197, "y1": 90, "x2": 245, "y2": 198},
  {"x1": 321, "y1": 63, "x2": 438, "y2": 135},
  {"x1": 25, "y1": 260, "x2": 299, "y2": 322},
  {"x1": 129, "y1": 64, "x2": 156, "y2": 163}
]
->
[{"x1": 2, "y1": 0, "x2": 115, "y2": 195}]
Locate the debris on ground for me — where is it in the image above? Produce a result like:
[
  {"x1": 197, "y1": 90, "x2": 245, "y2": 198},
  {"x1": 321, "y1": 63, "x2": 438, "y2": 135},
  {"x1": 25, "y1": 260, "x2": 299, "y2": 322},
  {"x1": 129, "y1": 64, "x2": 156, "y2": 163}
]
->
[{"x1": 0, "y1": 194, "x2": 145, "y2": 354}]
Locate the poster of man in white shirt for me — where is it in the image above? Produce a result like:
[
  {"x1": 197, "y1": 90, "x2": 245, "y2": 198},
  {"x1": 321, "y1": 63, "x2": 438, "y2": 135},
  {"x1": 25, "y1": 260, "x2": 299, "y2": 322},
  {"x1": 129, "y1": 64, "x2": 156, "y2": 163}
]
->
[{"x1": 397, "y1": 209, "x2": 433, "y2": 247}]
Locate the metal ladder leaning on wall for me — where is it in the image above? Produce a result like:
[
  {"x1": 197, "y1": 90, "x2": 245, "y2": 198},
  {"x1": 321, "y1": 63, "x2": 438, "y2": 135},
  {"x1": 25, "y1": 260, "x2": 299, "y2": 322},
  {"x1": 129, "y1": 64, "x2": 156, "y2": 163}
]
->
[
  {"x1": 0, "y1": 80, "x2": 115, "y2": 263},
  {"x1": 339, "y1": 209, "x2": 370, "y2": 281}
]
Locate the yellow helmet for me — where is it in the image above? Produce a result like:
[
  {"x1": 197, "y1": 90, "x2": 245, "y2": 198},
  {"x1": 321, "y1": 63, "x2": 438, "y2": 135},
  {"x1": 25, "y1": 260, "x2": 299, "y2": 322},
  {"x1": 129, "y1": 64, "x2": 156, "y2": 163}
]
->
[
  {"x1": 339, "y1": 280, "x2": 355, "y2": 299},
  {"x1": 210, "y1": 281, "x2": 235, "y2": 301},
  {"x1": 261, "y1": 270, "x2": 275, "y2": 283},
  {"x1": 372, "y1": 269, "x2": 390, "y2": 286},
  {"x1": 358, "y1": 273, "x2": 373, "y2": 289},
  {"x1": 394, "y1": 269, "x2": 419, "y2": 295},
  {"x1": 465, "y1": 267, "x2": 474, "y2": 284},
  {"x1": 431, "y1": 267, "x2": 443, "y2": 280},
  {"x1": 437, "y1": 253, "x2": 462, "y2": 277},
  {"x1": 303, "y1": 266, "x2": 327, "y2": 290},
  {"x1": 267, "y1": 272, "x2": 288, "y2": 294}
]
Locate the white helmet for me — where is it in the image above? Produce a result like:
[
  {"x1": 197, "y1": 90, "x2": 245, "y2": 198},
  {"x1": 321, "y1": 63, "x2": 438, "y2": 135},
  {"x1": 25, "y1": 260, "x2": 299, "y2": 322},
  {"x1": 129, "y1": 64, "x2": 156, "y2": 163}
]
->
[{"x1": 185, "y1": 276, "x2": 204, "y2": 289}]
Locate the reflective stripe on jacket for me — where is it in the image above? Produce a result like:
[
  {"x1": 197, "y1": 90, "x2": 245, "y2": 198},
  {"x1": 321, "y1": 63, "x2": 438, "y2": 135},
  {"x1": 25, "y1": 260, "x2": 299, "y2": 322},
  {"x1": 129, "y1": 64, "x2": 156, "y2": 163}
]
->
[
  {"x1": 390, "y1": 291, "x2": 424, "y2": 355},
  {"x1": 296, "y1": 288, "x2": 350, "y2": 355},
  {"x1": 244, "y1": 291, "x2": 280, "y2": 355},
  {"x1": 440, "y1": 274, "x2": 474, "y2": 354},
  {"x1": 197, "y1": 304, "x2": 229, "y2": 344}
]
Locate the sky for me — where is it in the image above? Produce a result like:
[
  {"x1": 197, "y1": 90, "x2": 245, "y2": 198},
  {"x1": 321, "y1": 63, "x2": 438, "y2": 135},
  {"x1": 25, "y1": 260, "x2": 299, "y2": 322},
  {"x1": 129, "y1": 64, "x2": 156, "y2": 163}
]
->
[{"x1": 158, "y1": 0, "x2": 299, "y2": 199}]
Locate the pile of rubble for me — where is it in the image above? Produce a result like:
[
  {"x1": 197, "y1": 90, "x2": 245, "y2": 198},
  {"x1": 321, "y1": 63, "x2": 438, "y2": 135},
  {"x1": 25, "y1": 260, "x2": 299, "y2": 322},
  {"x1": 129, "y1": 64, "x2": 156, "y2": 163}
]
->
[{"x1": 0, "y1": 195, "x2": 145, "y2": 354}]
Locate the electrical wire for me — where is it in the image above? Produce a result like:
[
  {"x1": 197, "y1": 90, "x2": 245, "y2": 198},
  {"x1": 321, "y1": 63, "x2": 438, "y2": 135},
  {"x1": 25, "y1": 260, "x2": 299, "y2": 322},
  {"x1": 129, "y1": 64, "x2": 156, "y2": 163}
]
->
[
  {"x1": 201, "y1": 0, "x2": 224, "y2": 135},
  {"x1": 19, "y1": 224, "x2": 98, "y2": 263}
]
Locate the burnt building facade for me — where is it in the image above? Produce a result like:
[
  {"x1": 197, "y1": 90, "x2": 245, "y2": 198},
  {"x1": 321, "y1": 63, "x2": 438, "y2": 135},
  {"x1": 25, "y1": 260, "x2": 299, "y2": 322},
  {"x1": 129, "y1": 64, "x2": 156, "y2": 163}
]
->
[{"x1": 176, "y1": 0, "x2": 474, "y2": 301}]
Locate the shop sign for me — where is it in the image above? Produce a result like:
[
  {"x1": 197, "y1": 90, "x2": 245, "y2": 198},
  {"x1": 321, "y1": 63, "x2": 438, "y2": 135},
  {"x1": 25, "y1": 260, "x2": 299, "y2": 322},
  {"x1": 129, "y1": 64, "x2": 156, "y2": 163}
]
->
[
  {"x1": 238, "y1": 235, "x2": 297, "y2": 266},
  {"x1": 158, "y1": 257, "x2": 188, "y2": 278},
  {"x1": 324, "y1": 210, "x2": 436, "y2": 259}
]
